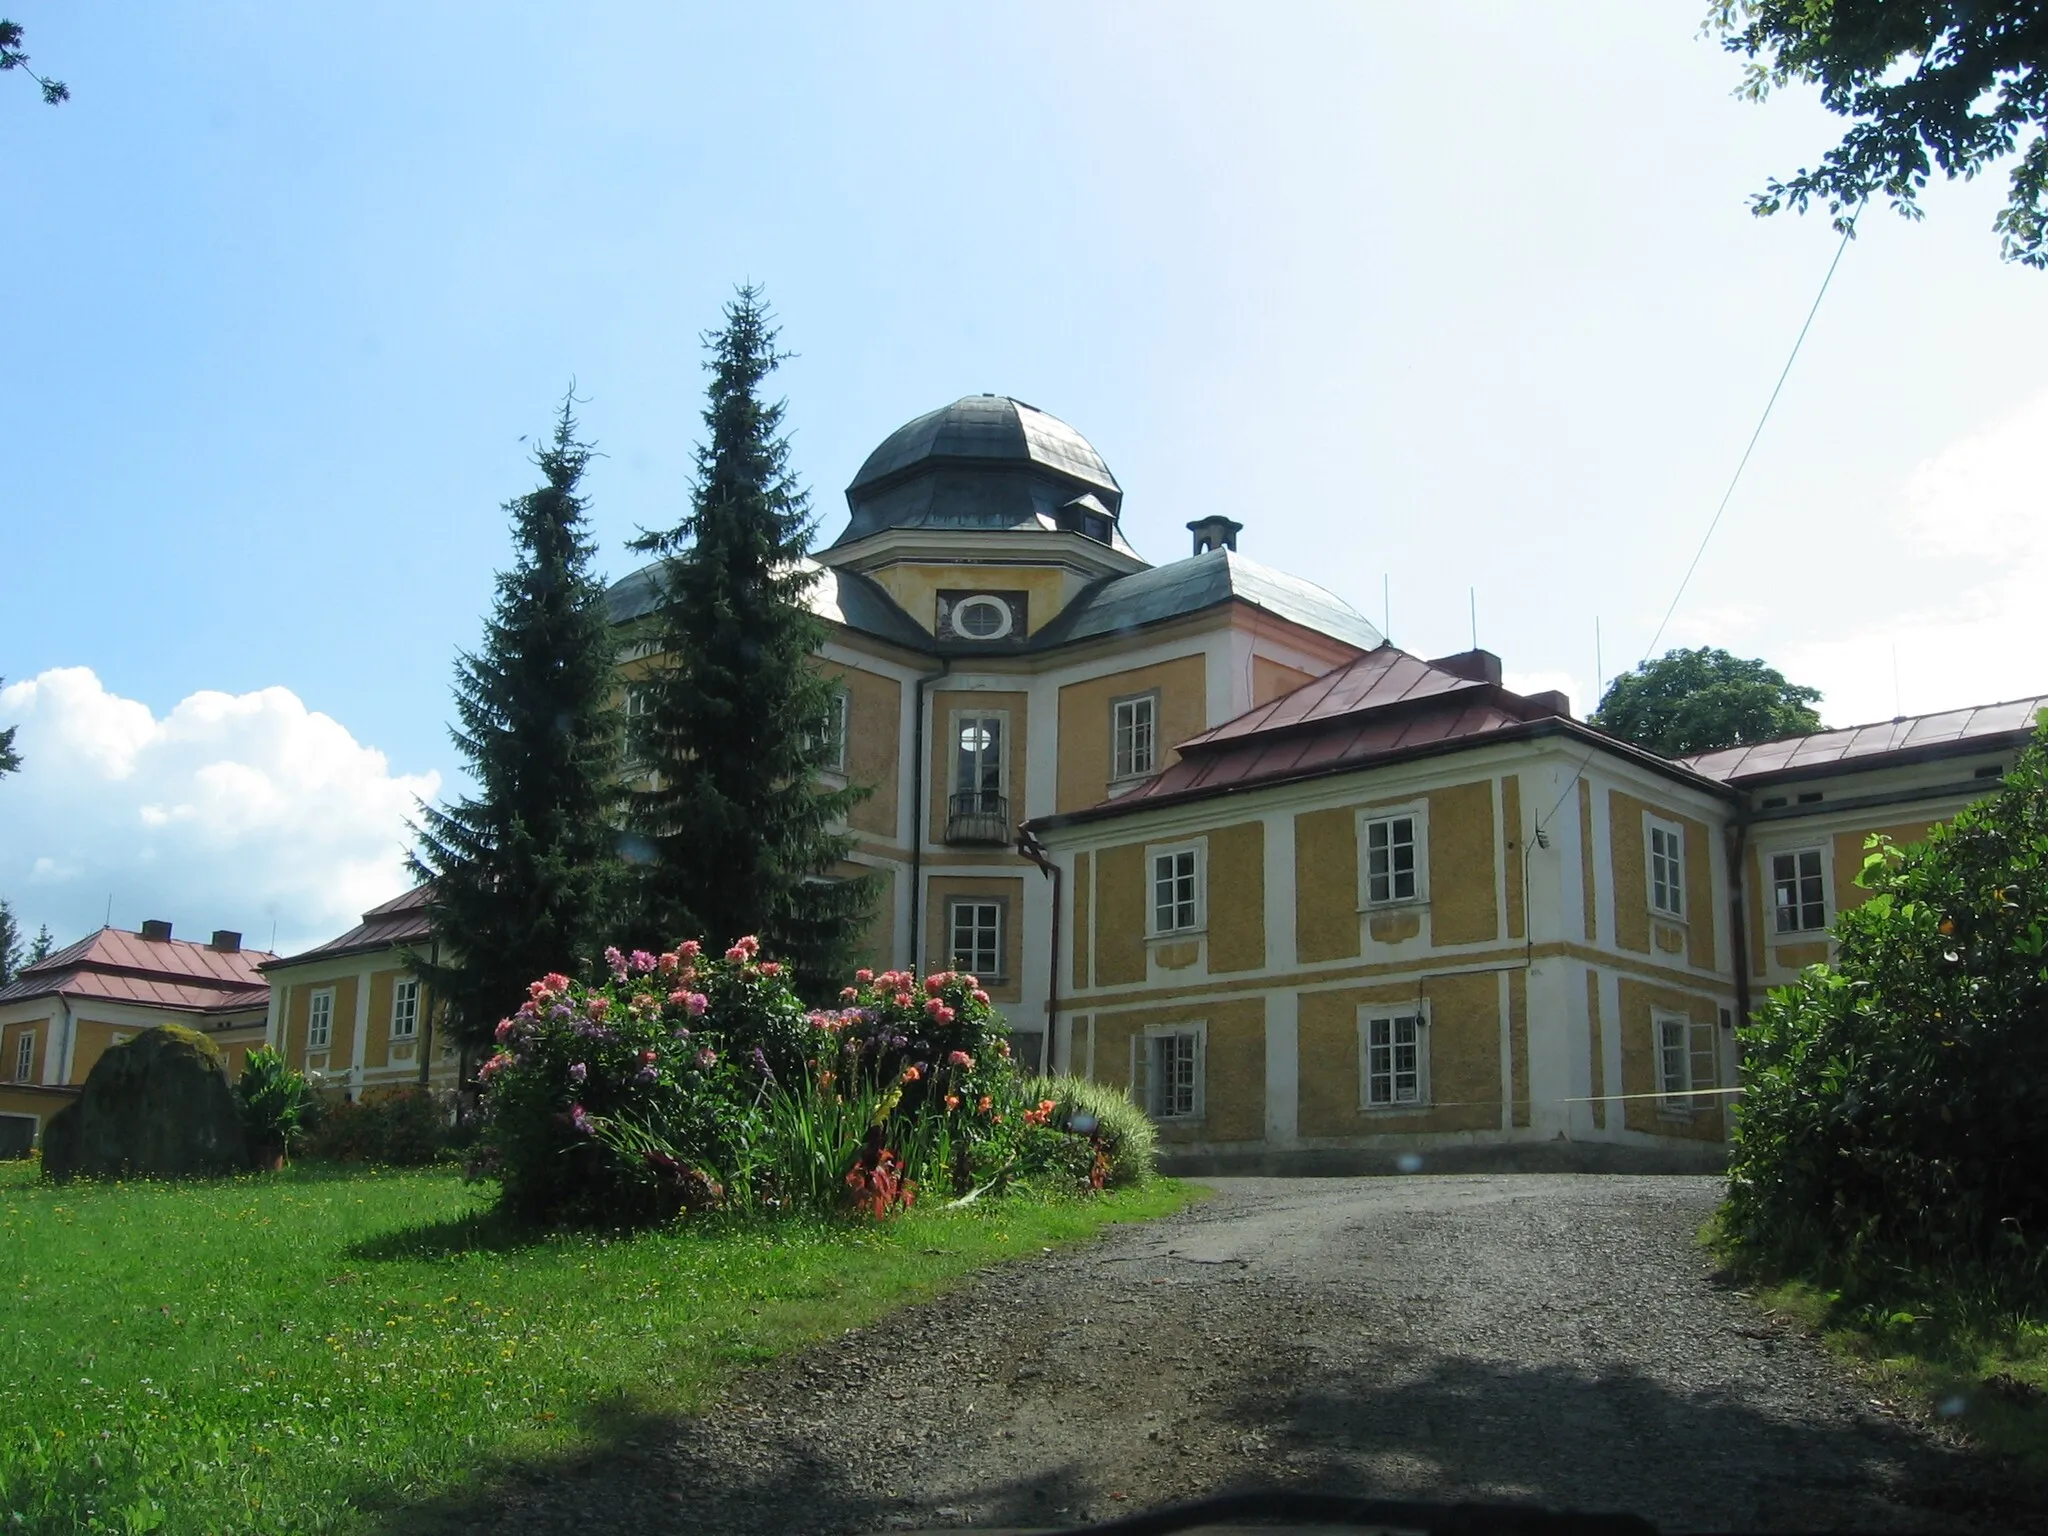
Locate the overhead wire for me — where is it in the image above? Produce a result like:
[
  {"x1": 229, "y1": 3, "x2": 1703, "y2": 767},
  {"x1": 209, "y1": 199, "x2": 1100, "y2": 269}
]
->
[{"x1": 1534, "y1": 216, "x2": 1858, "y2": 836}]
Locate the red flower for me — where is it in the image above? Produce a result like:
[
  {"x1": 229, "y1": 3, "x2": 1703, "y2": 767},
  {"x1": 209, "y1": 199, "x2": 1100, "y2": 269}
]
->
[{"x1": 759, "y1": 960, "x2": 782, "y2": 977}]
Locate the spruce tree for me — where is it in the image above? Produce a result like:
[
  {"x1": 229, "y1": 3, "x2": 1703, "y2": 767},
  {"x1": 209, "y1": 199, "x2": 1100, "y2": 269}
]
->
[
  {"x1": 0, "y1": 899, "x2": 21, "y2": 987},
  {"x1": 411, "y1": 396, "x2": 623, "y2": 1046},
  {"x1": 627, "y1": 286, "x2": 871, "y2": 995}
]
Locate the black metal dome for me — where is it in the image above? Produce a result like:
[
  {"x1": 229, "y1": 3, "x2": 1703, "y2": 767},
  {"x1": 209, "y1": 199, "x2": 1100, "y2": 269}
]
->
[{"x1": 834, "y1": 395, "x2": 1133, "y2": 552}]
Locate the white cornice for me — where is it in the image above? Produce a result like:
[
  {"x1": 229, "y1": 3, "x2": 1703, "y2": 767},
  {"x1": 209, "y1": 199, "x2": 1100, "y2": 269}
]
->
[{"x1": 817, "y1": 527, "x2": 1148, "y2": 580}]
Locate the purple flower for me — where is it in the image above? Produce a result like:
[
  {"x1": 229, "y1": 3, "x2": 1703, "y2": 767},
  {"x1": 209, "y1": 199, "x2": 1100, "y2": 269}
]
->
[
  {"x1": 548, "y1": 1002, "x2": 575, "y2": 1022},
  {"x1": 568, "y1": 1062, "x2": 587, "y2": 1084},
  {"x1": 750, "y1": 1045, "x2": 775, "y2": 1082},
  {"x1": 629, "y1": 949, "x2": 657, "y2": 975},
  {"x1": 568, "y1": 1104, "x2": 593, "y2": 1135},
  {"x1": 670, "y1": 1025, "x2": 693, "y2": 1043},
  {"x1": 635, "y1": 1065, "x2": 659, "y2": 1085},
  {"x1": 604, "y1": 945, "x2": 629, "y2": 982}
]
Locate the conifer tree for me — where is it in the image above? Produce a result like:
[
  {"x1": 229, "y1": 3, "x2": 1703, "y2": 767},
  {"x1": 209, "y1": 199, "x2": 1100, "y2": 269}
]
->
[
  {"x1": 0, "y1": 899, "x2": 21, "y2": 987},
  {"x1": 412, "y1": 396, "x2": 623, "y2": 1046},
  {"x1": 627, "y1": 286, "x2": 871, "y2": 995}
]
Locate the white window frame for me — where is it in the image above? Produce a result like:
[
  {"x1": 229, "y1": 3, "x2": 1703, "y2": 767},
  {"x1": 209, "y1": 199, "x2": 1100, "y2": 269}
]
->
[
  {"x1": 1148, "y1": 840, "x2": 1205, "y2": 937},
  {"x1": 1647, "y1": 815, "x2": 1686, "y2": 919},
  {"x1": 808, "y1": 686, "x2": 850, "y2": 774},
  {"x1": 622, "y1": 681, "x2": 653, "y2": 720},
  {"x1": 1110, "y1": 691, "x2": 1159, "y2": 782},
  {"x1": 390, "y1": 977, "x2": 421, "y2": 1041},
  {"x1": 1655, "y1": 1010, "x2": 1695, "y2": 1111},
  {"x1": 12, "y1": 1030, "x2": 33, "y2": 1084},
  {"x1": 308, "y1": 988, "x2": 334, "y2": 1052},
  {"x1": 1359, "y1": 804, "x2": 1428, "y2": 908},
  {"x1": 947, "y1": 897, "x2": 1005, "y2": 981},
  {"x1": 949, "y1": 594, "x2": 1016, "y2": 641},
  {"x1": 1131, "y1": 1021, "x2": 1205, "y2": 1121},
  {"x1": 1769, "y1": 846, "x2": 1829, "y2": 935},
  {"x1": 950, "y1": 709, "x2": 1009, "y2": 799},
  {"x1": 1359, "y1": 1005, "x2": 1431, "y2": 1110}
]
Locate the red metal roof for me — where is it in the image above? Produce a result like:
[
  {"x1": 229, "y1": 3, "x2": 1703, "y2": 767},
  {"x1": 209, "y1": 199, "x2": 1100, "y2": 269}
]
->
[
  {"x1": 263, "y1": 884, "x2": 434, "y2": 968},
  {"x1": 1681, "y1": 696, "x2": 2048, "y2": 784},
  {"x1": 0, "y1": 927, "x2": 276, "y2": 1013},
  {"x1": 1183, "y1": 647, "x2": 1486, "y2": 748}
]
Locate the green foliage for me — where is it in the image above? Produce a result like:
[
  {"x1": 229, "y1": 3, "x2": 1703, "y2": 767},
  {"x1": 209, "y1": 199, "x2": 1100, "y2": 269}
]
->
[
  {"x1": 1020, "y1": 1074, "x2": 1160, "y2": 1188},
  {"x1": 0, "y1": 23, "x2": 66, "y2": 106},
  {"x1": 1591, "y1": 645, "x2": 1822, "y2": 756},
  {"x1": 234, "y1": 1047, "x2": 313, "y2": 1160},
  {"x1": 411, "y1": 395, "x2": 624, "y2": 1047},
  {"x1": 1709, "y1": 1, "x2": 2048, "y2": 267},
  {"x1": 624, "y1": 286, "x2": 872, "y2": 1000},
  {"x1": 0, "y1": 1160, "x2": 1189, "y2": 1534},
  {"x1": 1725, "y1": 714, "x2": 2048, "y2": 1300},
  {"x1": 0, "y1": 678, "x2": 17, "y2": 779},
  {"x1": 299, "y1": 1088, "x2": 453, "y2": 1167},
  {"x1": 26, "y1": 924, "x2": 51, "y2": 967},
  {"x1": 0, "y1": 898, "x2": 20, "y2": 987}
]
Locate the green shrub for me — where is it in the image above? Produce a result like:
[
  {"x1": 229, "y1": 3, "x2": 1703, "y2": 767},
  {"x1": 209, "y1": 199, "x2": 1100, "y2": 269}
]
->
[
  {"x1": 1018, "y1": 1074, "x2": 1158, "y2": 1188},
  {"x1": 300, "y1": 1086, "x2": 452, "y2": 1167},
  {"x1": 1725, "y1": 713, "x2": 2048, "y2": 1299},
  {"x1": 233, "y1": 1046, "x2": 313, "y2": 1163}
]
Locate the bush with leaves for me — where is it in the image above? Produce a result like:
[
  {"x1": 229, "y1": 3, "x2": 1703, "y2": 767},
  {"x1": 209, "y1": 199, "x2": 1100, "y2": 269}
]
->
[
  {"x1": 1725, "y1": 715, "x2": 2048, "y2": 1299},
  {"x1": 234, "y1": 1046, "x2": 314, "y2": 1165},
  {"x1": 300, "y1": 1086, "x2": 453, "y2": 1167},
  {"x1": 1017, "y1": 1074, "x2": 1159, "y2": 1190}
]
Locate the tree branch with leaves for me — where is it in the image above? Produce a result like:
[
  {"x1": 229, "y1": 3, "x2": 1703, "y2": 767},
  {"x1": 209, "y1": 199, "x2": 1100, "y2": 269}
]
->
[{"x1": 1, "y1": 19, "x2": 68, "y2": 104}]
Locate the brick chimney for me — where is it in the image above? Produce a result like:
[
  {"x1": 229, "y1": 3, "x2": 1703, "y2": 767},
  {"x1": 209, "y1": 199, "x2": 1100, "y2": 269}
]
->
[
  {"x1": 139, "y1": 919, "x2": 173, "y2": 942},
  {"x1": 210, "y1": 930, "x2": 242, "y2": 952}
]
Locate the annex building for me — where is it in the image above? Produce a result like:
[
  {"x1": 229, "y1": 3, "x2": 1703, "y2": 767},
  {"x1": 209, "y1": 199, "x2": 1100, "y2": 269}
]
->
[{"x1": 610, "y1": 394, "x2": 2045, "y2": 1172}]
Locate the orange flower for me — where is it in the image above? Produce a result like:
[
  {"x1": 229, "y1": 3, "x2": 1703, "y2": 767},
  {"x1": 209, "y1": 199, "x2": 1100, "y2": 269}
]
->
[
  {"x1": 903, "y1": 1065, "x2": 923, "y2": 1083},
  {"x1": 977, "y1": 1095, "x2": 992, "y2": 1113},
  {"x1": 945, "y1": 1093, "x2": 961, "y2": 1111}
]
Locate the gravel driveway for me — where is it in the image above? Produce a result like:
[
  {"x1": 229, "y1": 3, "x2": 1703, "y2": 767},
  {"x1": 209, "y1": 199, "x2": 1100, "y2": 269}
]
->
[{"x1": 466, "y1": 1176, "x2": 2037, "y2": 1535}]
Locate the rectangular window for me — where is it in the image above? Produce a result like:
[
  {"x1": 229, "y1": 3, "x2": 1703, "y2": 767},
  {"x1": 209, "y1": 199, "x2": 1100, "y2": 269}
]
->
[
  {"x1": 1657, "y1": 1013, "x2": 1692, "y2": 1104},
  {"x1": 308, "y1": 989, "x2": 334, "y2": 1051},
  {"x1": 391, "y1": 978, "x2": 420, "y2": 1040},
  {"x1": 953, "y1": 714, "x2": 1003, "y2": 802},
  {"x1": 13, "y1": 1031, "x2": 32, "y2": 1084},
  {"x1": 1364, "y1": 814, "x2": 1419, "y2": 904},
  {"x1": 1151, "y1": 847, "x2": 1200, "y2": 934},
  {"x1": 1771, "y1": 849, "x2": 1826, "y2": 934},
  {"x1": 948, "y1": 900, "x2": 1002, "y2": 980},
  {"x1": 807, "y1": 688, "x2": 850, "y2": 773},
  {"x1": 1364, "y1": 1012, "x2": 1427, "y2": 1107},
  {"x1": 1111, "y1": 694, "x2": 1157, "y2": 780},
  {"x1": 622, "y1": 682, "x2": 653, "y2": 719},
  {"x1": 1136, "y1": 1030, "x2": 1202, "y2": 1119},
  {"x1": 1649, "y1": 820, "x2": 1685, "y2": 917}
]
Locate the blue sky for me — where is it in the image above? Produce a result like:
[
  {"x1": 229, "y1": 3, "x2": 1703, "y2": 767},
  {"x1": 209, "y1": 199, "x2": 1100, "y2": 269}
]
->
[{"x1": 4, "y1": 2, "x2": 2046, "y2": 952}]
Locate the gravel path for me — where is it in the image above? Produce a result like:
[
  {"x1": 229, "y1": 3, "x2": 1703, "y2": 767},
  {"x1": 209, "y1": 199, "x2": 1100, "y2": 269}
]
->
[{"x1": 469, "y1": 1176, "x2": 2037, "y2": 1535}]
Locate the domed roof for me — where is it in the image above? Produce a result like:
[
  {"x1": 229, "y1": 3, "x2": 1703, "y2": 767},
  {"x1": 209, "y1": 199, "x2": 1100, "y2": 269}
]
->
[
  {"x1": 849, "y1": 395, "x2": 1120, "y2": 498},
  {"x1": 834, "y1": 395, "x2": 1134, "y2": 553}
]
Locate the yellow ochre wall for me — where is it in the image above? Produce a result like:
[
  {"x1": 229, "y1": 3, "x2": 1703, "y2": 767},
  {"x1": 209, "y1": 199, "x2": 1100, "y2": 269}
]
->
[
  {"x1": 1055, "y1": 655, "x2": 1208, "y2": 813},
  {"x1": 1607, "y1": 791, "x2": 1717, "y2": 968},
  {"x1": 828, "y1": 664, "x2": 903, "y2": 839},
  {"x1": 1253, "y1": 656, "x2": 1316, "y2": 706},
  {"x1": 1092, "y1": 843, "x2": 1146, "y2": 986},
  {"x1": 1297, "y1": 970, "x2": 1502, "y2": 1138},
  {"x1": 867, "y1": 565, "x2": 1078, "y2": 637},
  {"x1": 1429, "y1": 781, "x2": 1499, "y2": 945},
  {"x1": 1071, "y1": 851, "x2": 1092, "y2": 991},
  {"x1": 1294, "y1": 805, "x2": 1359, "y2": 963},
  {"x1": 1092, "y1": 996, "x2": 1266, "y2": 1144},
  {"x1": 1206, "y1": 821, "x2": 1266, "y2": 973},
  {"x1": 0, "y1": 1018, "x2": 50, "y2": 1083}
]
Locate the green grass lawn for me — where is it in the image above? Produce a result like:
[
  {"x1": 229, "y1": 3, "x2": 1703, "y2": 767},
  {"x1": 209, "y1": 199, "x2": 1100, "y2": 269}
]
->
[{"x1": 0, "y1": 1160, "x2": 1191, "y2": 1534}]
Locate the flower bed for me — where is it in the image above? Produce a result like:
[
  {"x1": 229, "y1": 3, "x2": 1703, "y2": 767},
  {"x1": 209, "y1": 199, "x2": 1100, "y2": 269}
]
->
[{"x1": 478, "y1": 939, "x2": 1130, "y2": 1224}]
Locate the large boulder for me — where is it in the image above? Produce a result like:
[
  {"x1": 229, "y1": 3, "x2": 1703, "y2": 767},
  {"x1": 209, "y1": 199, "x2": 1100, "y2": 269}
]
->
[{"x1": 42, "y1": 1025, "x2": 249, "y2": 1181}]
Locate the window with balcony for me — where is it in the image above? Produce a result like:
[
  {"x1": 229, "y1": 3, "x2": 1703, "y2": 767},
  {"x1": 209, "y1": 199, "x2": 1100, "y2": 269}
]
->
[{"x1": 947, "y1": 713, "x2": 1008, "y2": 844}]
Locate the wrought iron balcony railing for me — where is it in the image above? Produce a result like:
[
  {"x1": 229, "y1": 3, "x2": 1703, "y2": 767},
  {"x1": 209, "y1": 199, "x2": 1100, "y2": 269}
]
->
[{"x1": 945, "y1": 790, "x2": 1010, "y2": 846}]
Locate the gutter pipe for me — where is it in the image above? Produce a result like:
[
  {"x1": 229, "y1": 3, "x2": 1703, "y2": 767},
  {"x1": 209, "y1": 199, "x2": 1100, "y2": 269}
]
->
[{"x1": 1015, "y1": 826, "x2": 1061, "y2": 1077}]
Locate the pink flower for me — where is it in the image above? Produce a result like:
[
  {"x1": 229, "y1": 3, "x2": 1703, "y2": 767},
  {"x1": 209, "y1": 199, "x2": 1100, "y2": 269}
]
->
[
  {"x1": 639, "y1": 1049, "x2": 657, "y2": 1066},
  {"x1": 931, "y1": 1006, "x2": 956, "y2": 1025},
  {"x1": 759, "y1": 960, "x2": 782, "y2": 977},
  {"x1": 854, "y1": 968, "x2": 874, "y2": 984},
  {"x1": 629, "y1": 950, "x2": 657, "y2": 975},
  {"x1": 734, "y1": 935, "x2": 761, "y2": 956},
  {"x1": 657, "y1": 951, "x2": 680, "y2": 975},
  {"x1": 947, "y1": 1050, "x2": 974, "y2": 1069},
  {"x1": 527, "y1": 978, "x2": 554, "y2": 1003},
  {"x1": 679, "y1": 940, "x2": 703, "y2": 960},
  {"x1": 924, "y1": 974, "x2": 948, "y2": 996},
  {"x1": 544, "y1": 972, "x2": 572, "y2": 993},
  {"x1": 586, "y1": 996, "x2": 611, "y2": 1020},
  {"x1": 924, "y1": 997, "x2": 947, "y2": 1018},
  {"x1": 695, "y1": 1046, "x2": 717, "y2": 1070},
  {"x1": 725, "y1": 945, "x2": 747, "y2": 963},
  {"x1": 604, "y1": 946, "x2": 628, "y2": 981},
  {"x1": 568, "y1": 1061, "x2": 587, "y2": 1083},
  {"x1": 568, "y1": 1104, "x2": 593, "y2": 1135},
  {"x1": 478, "y1": 1051, "x2": 513, "y2": 1081},
  {"x1": 958, "y1": 974, "x2": 980, "y2": 991},
  {"x1": 494, "y1": 1018, "x2": 516, "y2": 1043},
  {"x1": 840, "y1": 986, "x2": 859, "y2": 1002},
  {"x1": 893, "y1": 992, "x2": 914, "y2": 1008},
  {"x1": 972, "y1": 989, "x2": 991, "y2": 1006},
  {"x1": 686, "y1": 992, "x2": 708, "y2": 1017}
]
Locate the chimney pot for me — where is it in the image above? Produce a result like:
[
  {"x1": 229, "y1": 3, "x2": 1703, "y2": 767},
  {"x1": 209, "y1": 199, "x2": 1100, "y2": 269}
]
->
[
  {"x1": 1427, "y1": 648, "x2": 1504, "y2": 686},
  {"x1": 210, "y1": 930, "x2": 242, "y2": 952},
  {"x1": 1187, "y1": 515, "x2": 1244, "y2": 556},
  {"x1": 140, "y1": 920, "x2": 173, "y2": 942}
]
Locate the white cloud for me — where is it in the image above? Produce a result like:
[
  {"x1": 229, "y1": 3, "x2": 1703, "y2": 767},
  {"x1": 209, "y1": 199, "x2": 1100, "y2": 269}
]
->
[
  {"x1": 1782, "y1": 392, "x2": 2048, "y2": 727},
  {"x1": 0, "y1": 669, "x2": 439, "y2": 956}
]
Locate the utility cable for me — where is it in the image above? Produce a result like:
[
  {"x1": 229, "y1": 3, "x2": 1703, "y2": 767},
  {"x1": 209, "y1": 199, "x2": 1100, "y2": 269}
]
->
[{"x1": 1536, "y1": 217, "x2": 1857, "y2": 834}]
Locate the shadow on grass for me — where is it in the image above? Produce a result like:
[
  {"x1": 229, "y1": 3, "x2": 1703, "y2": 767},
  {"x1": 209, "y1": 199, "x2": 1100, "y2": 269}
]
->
[{"x1": 339, "y1": 1201, "x2": 550, "y2": 1261}]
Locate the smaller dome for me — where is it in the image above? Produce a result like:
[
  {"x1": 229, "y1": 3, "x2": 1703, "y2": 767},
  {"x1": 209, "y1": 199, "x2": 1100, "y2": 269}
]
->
[{"x1": 849, "y1": 395, "x2": 1120, "y2": 501}]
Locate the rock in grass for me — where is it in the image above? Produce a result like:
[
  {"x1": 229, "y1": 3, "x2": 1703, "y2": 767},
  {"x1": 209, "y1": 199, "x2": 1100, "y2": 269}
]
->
[{"x1": 42, "y1": 1025, "x2": 250, "y2": 1181}]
